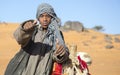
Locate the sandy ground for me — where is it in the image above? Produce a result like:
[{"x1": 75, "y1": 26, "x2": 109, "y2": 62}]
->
[{"x1": 0, "y1": 23, "x2": 120, "y2": 75}]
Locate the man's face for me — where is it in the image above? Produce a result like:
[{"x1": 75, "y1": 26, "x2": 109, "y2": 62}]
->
[{"x1": 38, "y1": 13, "x2": 52, "y2": 29}]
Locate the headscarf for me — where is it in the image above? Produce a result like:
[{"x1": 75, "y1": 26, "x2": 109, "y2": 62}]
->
[{"x1": 36, "y1": 3, "x2": 57, "y2": 20}]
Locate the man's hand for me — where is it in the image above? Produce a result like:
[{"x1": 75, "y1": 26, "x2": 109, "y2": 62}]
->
[
  {"x1": 53, "y1": 39, "x2": 69, "y2": 63},
  {"x1": 23, "y1": 20, "x2": 37, "y2": 31},
  {"x1": 54, "y1": 39, "x2": 66, "y2": 57}
]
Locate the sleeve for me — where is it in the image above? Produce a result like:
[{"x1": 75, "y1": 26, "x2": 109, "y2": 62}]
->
[{"x1": 13, "y1": 20, "x2": 35, "y2": 47}]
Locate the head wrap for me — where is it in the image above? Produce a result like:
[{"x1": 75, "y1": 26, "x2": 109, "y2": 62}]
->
[
  {"x1": 36, "y1": 3, "x2": 56, "y2": 20},
  {"x1": 36, "y1": 3, "x2": 61, "y2": 29}
]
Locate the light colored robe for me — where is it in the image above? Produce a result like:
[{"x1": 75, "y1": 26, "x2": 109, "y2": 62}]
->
[{"x1": 4, "y1": 21, "x2": 68, "y2": 75}]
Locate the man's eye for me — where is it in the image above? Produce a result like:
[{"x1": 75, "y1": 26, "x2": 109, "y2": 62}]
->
[
  {"x1": 40, "y1": 15, "x2": 44, "y2": 17},
  {"x1": 46, "y1": 15, "x2": 51, "y2": 18}
]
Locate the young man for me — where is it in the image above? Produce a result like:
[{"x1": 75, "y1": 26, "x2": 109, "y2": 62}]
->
[{"x1": 5, "y1": 3, "x2": 69, "y2": 75}]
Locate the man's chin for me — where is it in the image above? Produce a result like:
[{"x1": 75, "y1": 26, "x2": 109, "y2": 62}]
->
[{"x1": 42, "y1": 26, "x2": 48, "y2": 29}]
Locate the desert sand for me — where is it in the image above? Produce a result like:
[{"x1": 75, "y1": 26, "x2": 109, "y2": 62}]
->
[{"x1": 0, "y1": 23, "x2": 120, "y2": 75}]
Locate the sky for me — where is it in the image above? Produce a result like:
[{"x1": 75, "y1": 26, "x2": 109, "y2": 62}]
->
[{"x1": 0, "y1": 0, "x2": 120, "y2": 34}]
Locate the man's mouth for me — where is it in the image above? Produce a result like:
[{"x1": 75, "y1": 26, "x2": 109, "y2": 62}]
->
[{"x1": 43, "y1": 22, "x2": 48, "y2": 25}]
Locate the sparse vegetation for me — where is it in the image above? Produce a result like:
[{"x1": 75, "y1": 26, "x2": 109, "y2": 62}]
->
[{"x1": 92, "y1": 25, "x2": 105, "y2": 31}]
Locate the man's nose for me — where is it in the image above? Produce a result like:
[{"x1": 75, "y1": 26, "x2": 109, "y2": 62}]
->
[{"x1": 43, "y1": 16, "x2": 47, "y2": 21}]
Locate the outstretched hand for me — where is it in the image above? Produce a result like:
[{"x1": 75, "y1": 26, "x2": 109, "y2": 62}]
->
[{"x1": 23, "y1": 20, "x2": 37, "y2": 31}]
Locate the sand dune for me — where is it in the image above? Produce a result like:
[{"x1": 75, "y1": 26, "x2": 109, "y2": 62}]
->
[{"x1": 0, "y1": 23, "x2": 120, "y2": 75}]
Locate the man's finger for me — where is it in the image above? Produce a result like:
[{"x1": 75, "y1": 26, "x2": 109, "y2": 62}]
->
[
  {"x1": 33, "y1": 20, "x2": 37, "y2": 25},
  {"x1": 56, "y1": 45, "x2": 63, "y2": 54},
  {"x1": 57, "y1": 47, "x2": 65, "y2": 56},
  {"x1": 56, "y1": 38, "x2": 59, "y2": 49}
]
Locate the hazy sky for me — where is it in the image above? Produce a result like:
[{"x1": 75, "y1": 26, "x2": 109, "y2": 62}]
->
[{"x1": 0, "y1": 0, "x2": 120, "y2": 34}]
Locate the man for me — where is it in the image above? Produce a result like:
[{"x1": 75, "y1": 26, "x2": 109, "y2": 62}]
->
[{"x1": 5, "y1": 3, "x2": 69, "y2": 75}]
